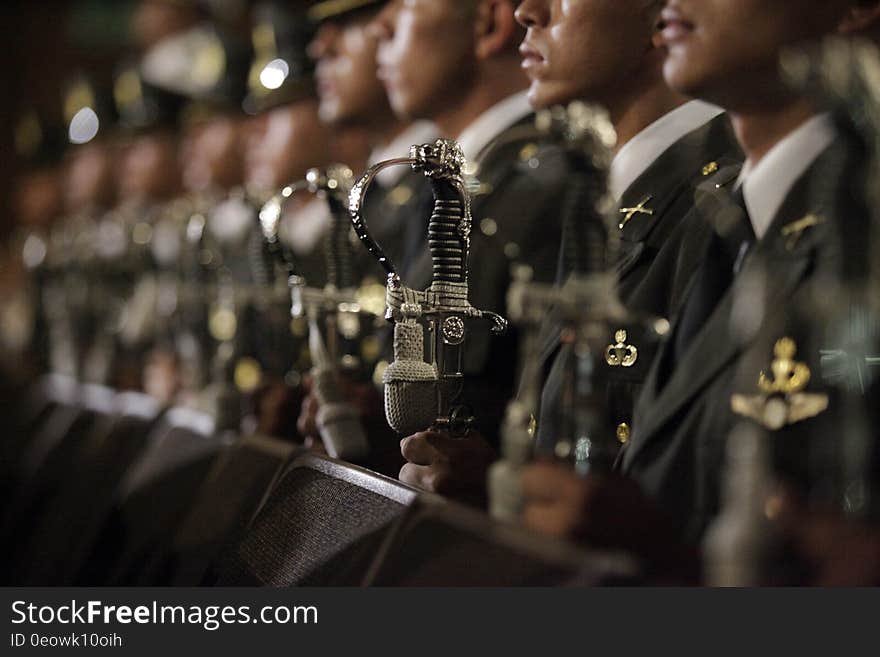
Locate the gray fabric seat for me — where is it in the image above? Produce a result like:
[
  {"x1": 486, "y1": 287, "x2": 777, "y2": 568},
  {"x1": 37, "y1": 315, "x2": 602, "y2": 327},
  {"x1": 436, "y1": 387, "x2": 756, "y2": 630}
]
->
[
  {"x1": 19, "y1": 392, "x2": 165, "y2": 585},
  {"x1": 155, "y1": 435, "x2": 300, "y2": 585},
  {"x1": 0, "y1": 383, "x2": 117, "y2": 583},
  {"x1": 75, "y1": 406, "x2": 227, "y2": 585},
  {"x1": 363, "y1": 497, "x2": 639, "y2": 586},
  {"x1": 212, "y1": 454, "x2": 417, "y2": 586}
]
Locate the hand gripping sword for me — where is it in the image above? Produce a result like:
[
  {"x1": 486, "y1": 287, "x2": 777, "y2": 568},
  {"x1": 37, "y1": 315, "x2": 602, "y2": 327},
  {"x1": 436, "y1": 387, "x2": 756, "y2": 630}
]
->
[
  {"x1": 348, "y1": 138, "x2": 508, "y2": 437},
  {"x1": 258, "y1": 164, "x2": 372, "y2": 460}
]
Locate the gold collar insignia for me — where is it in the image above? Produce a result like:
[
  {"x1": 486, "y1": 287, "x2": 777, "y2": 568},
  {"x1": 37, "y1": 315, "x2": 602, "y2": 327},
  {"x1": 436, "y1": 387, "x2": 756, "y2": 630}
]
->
[
  {"x1": 781, "y1": 214, "x2": 826, "y2": 252},
  {"x1": 618, "y1": 195, "x2": 654, "y2": 230}
]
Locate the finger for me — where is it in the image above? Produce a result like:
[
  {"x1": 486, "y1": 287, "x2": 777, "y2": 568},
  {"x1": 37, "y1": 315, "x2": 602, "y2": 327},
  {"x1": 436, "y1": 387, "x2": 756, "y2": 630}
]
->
[
  {"x1": 423, "y1": 430, "x2": 492, "y2": 459},
  {"x1": 304, "y1": 435, "x2": 328, "y2": 456},
  {"x1": 297, "y1": 394, "x2": 319, "y2": 438},
  {"x1": 401, "y1": 433, "x2": 442, "y2": 466},
  {"x1": 422, "y1": 430, "x2": 465, "y2": 453},
  {"x1": 399, "y1": 462, "x2": 441, "y2": 492}
]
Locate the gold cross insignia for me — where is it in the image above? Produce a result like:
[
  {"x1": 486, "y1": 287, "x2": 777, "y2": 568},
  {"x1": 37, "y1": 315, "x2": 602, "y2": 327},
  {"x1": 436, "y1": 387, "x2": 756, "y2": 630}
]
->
[
  {"x1": 731, "y1": 337, "x2": 829, "y2": 430},
  {"x1": 605, "y1": 329, "x2": 638, "y2": 368},
  {"x1": 781, "y1": 214, "x2": 826, "y2": 252},
  {"x1": 618, "y1": 195, "x2": 654, "y2": 230}
]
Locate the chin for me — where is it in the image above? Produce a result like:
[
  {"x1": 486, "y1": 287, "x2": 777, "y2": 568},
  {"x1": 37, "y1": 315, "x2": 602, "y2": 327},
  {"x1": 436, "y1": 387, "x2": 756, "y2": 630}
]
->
[
  {"x1": 318, "y1": 104, "x2": 341, "y2": 125},
  {"x1": 526, "y1": 84, "x2": 549, "y2": 110},
  {"x1": 662, "y1": 57, "x2": 702, "y2": 98},
  {"x1": 528, "y1": 82, "x2": 571, "y2": 111},
  {"x1": 389, "y1": 95, "x2": 417, "y2": 121}
]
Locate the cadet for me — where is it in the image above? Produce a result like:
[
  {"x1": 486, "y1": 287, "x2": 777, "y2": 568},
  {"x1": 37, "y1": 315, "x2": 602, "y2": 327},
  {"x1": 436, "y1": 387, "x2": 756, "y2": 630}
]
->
[
  {"x1": 87, "y1": 61, "x2": 187, "y2": 391},
  {"x1": 142, "y1": 18, "x2": 260, "y2": 423},
  {"x1": 520, "y1": 0, "x2": 880, "y2": 578},
  {"x1": 240, "y1": 0, "x2": 336, "y2": 439},
  {"x1": 50, "y1": 73, "x2": 120, "y2": 382},
  {"x1": 370, "y1": 0, "x2": 576, "y2": 501},
  {"x1": 514, "y1": 0, "x2": 742, "y2": 459},
  {"x1": 308, "y1": 0, "x2": 436, "y2": 263},
  {"x1": 295, "y1": 0, "x2": 438, "y2": 468},
  {"x1": 1, "y1": 109, "x2": 66, "y2": 380}
]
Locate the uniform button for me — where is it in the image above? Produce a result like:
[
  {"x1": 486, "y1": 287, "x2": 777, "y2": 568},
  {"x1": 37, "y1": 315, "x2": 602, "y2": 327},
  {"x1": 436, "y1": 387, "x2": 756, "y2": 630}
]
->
[
  {"x1": 519, "y1": 142, "x2": 539, "y2": 162},
  {"x1": 616, "y1": 422, "x2": 631, "y2": 445},
  {"x1": 234, "y1": 357, "x2": 262, "y2": 393}
]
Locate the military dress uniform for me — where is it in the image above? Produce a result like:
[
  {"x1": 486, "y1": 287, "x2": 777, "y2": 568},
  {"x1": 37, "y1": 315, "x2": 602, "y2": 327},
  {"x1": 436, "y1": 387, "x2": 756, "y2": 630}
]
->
[
  {"x1": 619, "y1": 114, "x2": 875, "y2": 541},
  {"x1": 536, "y1": 102, "x2": 743, "y2": 454}
]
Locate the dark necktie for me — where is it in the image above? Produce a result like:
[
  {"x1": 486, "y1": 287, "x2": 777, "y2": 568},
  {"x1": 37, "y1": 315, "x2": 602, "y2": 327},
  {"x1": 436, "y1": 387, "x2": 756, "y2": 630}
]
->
[{"x1": 660, "y1": 186, "x2": 755, "y2": 383}]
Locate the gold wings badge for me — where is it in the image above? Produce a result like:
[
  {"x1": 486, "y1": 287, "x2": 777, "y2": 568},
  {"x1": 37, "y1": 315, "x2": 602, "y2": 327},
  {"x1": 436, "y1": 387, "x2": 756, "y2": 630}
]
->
[{"x1": 731, "y1": 337, "x2": 829, "y2": 430}]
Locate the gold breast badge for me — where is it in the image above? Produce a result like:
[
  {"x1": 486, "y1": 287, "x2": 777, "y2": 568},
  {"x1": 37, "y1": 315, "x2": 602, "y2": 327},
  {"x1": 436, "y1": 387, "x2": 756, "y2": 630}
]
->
[
  {"x1": 618, "y1": 195, "x2": 654, "y2": 230},
  {"x1": 731, "y1": 337, "x2": 829, "y2": 430},
  {"x1": 605, "y1": 329, "x2": 638, "y2": 368}
]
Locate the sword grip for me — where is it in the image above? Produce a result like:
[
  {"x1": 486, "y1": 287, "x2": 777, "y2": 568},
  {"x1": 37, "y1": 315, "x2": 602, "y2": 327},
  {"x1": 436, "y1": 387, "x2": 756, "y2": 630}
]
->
[
  {"x1": 427, "y1": 178, "x2": 467, "y2": 285},
  {"x1": 325, "y1": 195, "x2": 355, "y2": 289}
]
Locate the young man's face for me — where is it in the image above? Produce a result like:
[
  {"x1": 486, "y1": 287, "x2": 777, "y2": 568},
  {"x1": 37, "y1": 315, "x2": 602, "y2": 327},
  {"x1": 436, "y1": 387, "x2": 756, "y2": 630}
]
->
[
  {"x1": 516, "y1": 0, "x2": 662, "y2": 109},
  {"x1": 181, "y1": 116, "x2": 243, "y2": 193},
  {"x1": 310, "y1": 11, "x2": 390, "y2": 126},
  {"x1": 119, "y1": 131, "x2": 180, "y2": 202},
  {"x1": 660, "y1": 0, "x2": 850, "y2": 109},
  {"x1": 243, "y1": 100, "x2": 330, "y2": 190},
  {"x1": 372, "y1": 0, "x2": 477, "y2": 120},
  {"x1": 64, "y1": 142, "x2": 117, "y2": 213}
]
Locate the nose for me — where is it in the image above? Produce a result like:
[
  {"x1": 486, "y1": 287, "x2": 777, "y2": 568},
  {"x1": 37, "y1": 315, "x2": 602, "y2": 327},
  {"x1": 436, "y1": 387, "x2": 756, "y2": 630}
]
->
[
  {"x1": 367, "y1": 0, "x2": 396, "y2": 42},
  {"x1": 515, "y1": 0, "x2": 549, "y2": 29}
]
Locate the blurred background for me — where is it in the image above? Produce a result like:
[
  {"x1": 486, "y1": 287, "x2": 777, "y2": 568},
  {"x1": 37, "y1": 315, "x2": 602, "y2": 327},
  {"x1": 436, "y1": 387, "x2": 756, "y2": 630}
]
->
[{"x1": 2, "y1": 0, "x2": 248, "y2": 241}]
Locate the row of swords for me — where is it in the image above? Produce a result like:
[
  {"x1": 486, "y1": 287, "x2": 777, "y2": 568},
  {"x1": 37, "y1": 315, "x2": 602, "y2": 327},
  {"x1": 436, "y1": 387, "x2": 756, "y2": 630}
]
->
[{"x1": 24, "y1": 39, "x2": 880, "y2": 529}]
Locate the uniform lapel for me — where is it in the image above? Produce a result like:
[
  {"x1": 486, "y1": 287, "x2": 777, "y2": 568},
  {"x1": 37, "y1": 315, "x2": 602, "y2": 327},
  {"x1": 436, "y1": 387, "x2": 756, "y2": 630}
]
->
[
  {"x1": 622, "y1": 148, "x2": 835, "y2": 470},
  {"x1": 615, "y1": 114, "x2": 740, "y2": 281}
]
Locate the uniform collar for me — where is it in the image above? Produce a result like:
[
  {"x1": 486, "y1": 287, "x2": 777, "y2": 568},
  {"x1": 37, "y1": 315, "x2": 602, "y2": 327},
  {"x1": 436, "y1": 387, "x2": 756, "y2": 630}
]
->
[
  {"x1": 368, "y1": 121, "x2": 438, "y2": 187},
  {"x1": 455, "y1": 91, "x2": 533, "y2": 163},
  {"x1": 610, "y1": 100, "x2": 725, "y2": 201},
  {"x1": 736, "y1": 113, "x2": 836, "y2": 240}
]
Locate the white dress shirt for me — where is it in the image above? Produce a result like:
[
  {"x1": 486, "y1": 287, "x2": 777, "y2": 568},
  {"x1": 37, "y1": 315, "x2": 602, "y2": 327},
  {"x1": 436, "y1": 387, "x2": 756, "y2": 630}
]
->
[
  {"x1": 455, "y1": 91, "x2": 534, "y2": 164},
  {"x1": 610, "y1": 100, "x2": 725, "y2": 201},
  {"x1": 369, "y1": 121, "x2": 438, "y2": 187},
  {"x1": 735, "y1": 113, "x2": 836, "y2": 240}
]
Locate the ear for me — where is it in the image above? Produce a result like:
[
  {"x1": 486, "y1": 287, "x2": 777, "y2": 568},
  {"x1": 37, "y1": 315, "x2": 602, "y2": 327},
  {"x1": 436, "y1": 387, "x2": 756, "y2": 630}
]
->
[
  {"x1": 474, "y1": 0, "x2": 520, "y2": 60},
  {"x1": 837, "y1": 1, "x2": 880, "y2": 35}
]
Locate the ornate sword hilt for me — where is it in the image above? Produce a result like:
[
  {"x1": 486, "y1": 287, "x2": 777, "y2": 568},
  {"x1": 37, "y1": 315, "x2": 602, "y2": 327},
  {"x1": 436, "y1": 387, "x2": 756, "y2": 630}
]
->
[{"x1": 348, "y1": 138, "x2": 508, "y2": 436}]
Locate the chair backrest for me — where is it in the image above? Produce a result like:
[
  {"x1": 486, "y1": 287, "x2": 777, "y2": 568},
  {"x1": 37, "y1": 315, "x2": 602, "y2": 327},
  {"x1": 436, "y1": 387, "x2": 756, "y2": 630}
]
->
[
  {"x1": 161, "y1": 434, "x2": 300, "y2": 585},
  {"x1": 25, "y1": 374, "x2": 79, "y2": 422},
  {"x1": 0, "y1": 381, "x2": 118, "y2": 584},
  {"x1": 19, "y1": 393, "x2": 167, "y2": 585},
  {"x1": 212, "y1": 453, "x2": 418, "y2": 586},
  {"x1": 4, "y1": 376, "x2": 84, "y2": 494},
  {"x1": 363, "y1": 496, "x2": 639, "y2": 586},
  {"x1": 75, "y1": 406, "x2": 227, "y2": 585},
  {"x1": 116, "y1": 406, "x2": 219, "y2": 498}
]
